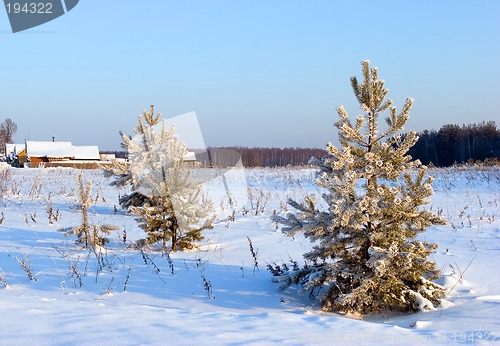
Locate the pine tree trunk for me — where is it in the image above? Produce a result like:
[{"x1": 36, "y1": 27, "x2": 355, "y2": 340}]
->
[
  {"x1": 171, "y1": 224, "x2": 178, "y2": 251},
  {"x1": 364, "y1": 110, "x2": 376, "y2": 263}
]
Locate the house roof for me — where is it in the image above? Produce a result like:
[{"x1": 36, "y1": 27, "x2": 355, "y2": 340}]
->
[
  {"x1": 26, "y1": 141, "x2": 100, "y2": 160},
  {"x1": 26, "y1": 141, "x2": 73, "y2": 158},
  {"x1": 72, "y1": 146, "x2": 100, "y2": 160},
  {"x1": 184, "y1": 151, "x2": 196, "y2": 161},
  {"x1": 5, "y1": 143, "x2": 25, "y2": 156}
]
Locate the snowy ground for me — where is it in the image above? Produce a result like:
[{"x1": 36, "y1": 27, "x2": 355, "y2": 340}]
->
[{"x1": 0, "y1": 165, "x2": 499, "y2": 345}]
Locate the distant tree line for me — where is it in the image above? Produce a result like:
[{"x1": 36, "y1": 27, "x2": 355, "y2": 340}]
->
[
  {"x1": 100, "y1": 150, "x2": 128, "y2": 159},
  {"x1": 202, "y1": 147, "x2": 328, "y2": 167},
  {"x1": 408, "y1": 121, "x2": 500, "y2": 167},
  {"x1": 205, "y1": 122, "x2": 500, "y2": 168},
  {"x1": 63, "y1": 122, "x2": 500, "y2": 168}
]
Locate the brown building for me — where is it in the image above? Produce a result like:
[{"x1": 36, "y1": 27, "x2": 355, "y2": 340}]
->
[{"x1": 24, "y1": 141, "x2": 100, "y2": 167}]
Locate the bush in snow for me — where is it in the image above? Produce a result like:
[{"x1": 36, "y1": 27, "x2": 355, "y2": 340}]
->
[
  {"x1": 117, "y1": 105, "x2": 214, "y2": 251},
  {"x1": 60, "y1": 172, "x2": 119, "y2": 248},
  {"x1": 271, "y1": 60, "x2": 446, "y2": 314},
  {"x1": 0, "y1": 163, "x2": 12, "y2": 197}
]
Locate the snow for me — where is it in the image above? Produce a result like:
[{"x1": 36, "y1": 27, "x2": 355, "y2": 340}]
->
[
  {"x1": 184, "y1": 151, "x2": 197, "y2": 162},
  {"x1": 0, "y1": 166, "x2": 499, "y2": 345},
  {"x1": 71, "y1": 146, "x2": 100, "y2": 160},
  {"x1": 24, "y1": 141, "x2": 100, "y2": 160},
  {"x1": 5, "y1": 143, "x2": 25, "y2": 156},
  {"x1": 26, "y1": 141, "x2": 73, "y2": 158}
]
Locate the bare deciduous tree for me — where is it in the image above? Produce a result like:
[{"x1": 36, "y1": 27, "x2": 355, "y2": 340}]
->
[{"x1": 0, "y1": 118, "x2": 18, "y2": 143}]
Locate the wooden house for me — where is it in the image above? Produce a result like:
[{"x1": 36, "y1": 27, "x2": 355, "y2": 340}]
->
[
  {"x1": 4, "y1": 143, "x2": 26, "y2": 166},
  {"x1": 26, "y1": 141, "x2": 73, "y2": 164},
  {"x1": 25, "y1": 141, "x2": 100, "y2": 167},
  {"x1": 184, "y1": 151, "x2": 198, "y2": 165},
  {"x1": 4, "y1": 143, "x2": 25, "y2": 156}
]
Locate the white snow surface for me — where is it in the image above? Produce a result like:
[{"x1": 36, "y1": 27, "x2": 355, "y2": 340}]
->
[
  {"x1": 24, "y1": 141, "x2": 100, "y2": 160},
  {"x1": 70, "y1": 146, "x2": 101, "y2": 160},
  {"x1": 0, "y1": 166, "x2": 499, "y2": 345},
  {"x1": 25, "y1": 141, "x2": 73, "y2": 158}
]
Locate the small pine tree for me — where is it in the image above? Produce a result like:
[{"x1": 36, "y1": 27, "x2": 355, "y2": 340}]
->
[
  {"x1": 61, "y1": 172, "x2": 119, "y2": 248},
  {"x1": 271, "y1": 60, "x2": 446, "y2": 314},
  {"x1": 120, "y1": 105, "x2": 214, "y2": 251}
]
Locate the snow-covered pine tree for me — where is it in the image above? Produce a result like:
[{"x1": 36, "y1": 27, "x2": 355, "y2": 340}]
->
[
  {"x1": 119, "y1": 105, "x2": 214, "y2": 251},
  {"x1": 104, "y1": 129, "x2": 153, "y2": 209},
  {"x1": 271, "y1": 60, "x2": 446, "y2": 314}
]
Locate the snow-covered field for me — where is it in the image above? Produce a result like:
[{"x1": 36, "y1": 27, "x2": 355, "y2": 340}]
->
[{"x1": 0, "y1": 165, "x2": 499, "y2": 345}]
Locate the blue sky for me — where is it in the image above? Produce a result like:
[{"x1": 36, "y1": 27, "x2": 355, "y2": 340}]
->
[{"x1": 1, "y1": 1, "x2": 499, "y2": 150}]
